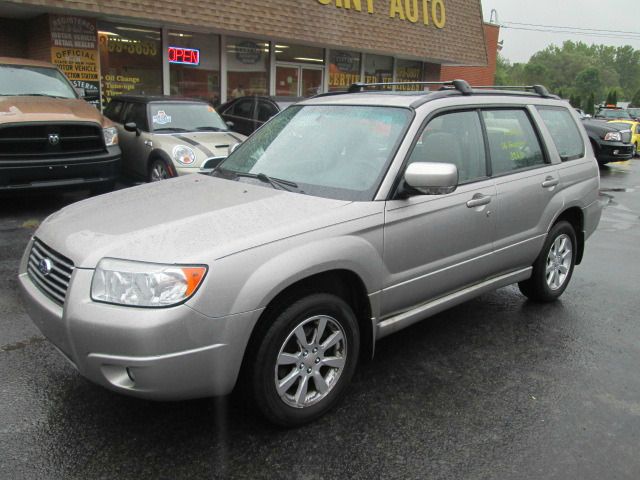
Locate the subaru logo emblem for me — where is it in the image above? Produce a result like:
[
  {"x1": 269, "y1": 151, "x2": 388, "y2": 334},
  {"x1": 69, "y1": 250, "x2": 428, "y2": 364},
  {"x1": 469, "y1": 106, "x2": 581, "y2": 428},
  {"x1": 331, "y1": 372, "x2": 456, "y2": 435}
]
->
[
  {"x1": 48, "y1": 133, "x2": 60, "y2": 146},
  {"x1": 38, "y1": 258, "x2": 53, "y2": 276}
]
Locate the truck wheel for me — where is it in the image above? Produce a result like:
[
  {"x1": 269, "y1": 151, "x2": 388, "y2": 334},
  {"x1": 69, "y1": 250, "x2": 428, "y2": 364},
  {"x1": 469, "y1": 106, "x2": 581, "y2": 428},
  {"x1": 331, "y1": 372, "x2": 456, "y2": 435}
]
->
[
  {"x1": 518, "y1": 220, "x2": 577, "y2": 302},
  {"x1": 633, "y1": 143, "x2": 638, "y2": 157},
  {"x1": 250, "y1": 293, "x2": 359, "y2": 427},
  {"x1": 148, "y1": 158, "x2": 174, "y2": 182}
]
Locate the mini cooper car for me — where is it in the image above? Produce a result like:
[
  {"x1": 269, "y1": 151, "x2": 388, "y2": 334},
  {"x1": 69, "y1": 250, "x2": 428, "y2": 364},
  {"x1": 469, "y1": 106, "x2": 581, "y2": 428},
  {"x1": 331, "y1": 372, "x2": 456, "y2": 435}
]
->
[
  {"x1": 19, "y1": 80, "x2": 602, "y2": 427},
  {"x1": 103, "y1": 96, "x2": 246, "y2": 181}
]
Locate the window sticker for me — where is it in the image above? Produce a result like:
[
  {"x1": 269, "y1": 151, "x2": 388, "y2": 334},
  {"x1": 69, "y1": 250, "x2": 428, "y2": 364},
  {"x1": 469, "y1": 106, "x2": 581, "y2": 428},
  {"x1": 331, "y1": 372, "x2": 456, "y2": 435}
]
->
[{"x1": 153, "y1": 110, "x2": 172, "y2": 125}]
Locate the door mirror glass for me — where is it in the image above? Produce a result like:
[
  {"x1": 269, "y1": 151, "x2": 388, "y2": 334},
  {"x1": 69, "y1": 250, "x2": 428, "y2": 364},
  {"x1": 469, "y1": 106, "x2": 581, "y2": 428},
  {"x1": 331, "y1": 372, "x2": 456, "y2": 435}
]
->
[{"x1": 404, "y1": 162, "x2": 458, "y2": 195}]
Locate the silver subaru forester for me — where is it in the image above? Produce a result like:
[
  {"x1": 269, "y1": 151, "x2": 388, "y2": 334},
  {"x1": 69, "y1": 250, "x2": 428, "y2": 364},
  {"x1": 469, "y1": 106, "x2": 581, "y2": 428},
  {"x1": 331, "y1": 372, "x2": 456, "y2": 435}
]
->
[{"x1": 19, "y1": 81, "x2": 602, "y2": 426}]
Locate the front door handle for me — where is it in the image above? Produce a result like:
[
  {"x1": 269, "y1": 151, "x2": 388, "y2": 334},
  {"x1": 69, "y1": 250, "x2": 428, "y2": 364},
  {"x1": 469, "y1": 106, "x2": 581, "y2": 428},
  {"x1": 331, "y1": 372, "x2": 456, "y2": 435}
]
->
[
  {"x1": 466, "y1": 194, "x2": 491, "y2": 208},
  {"x1": 542, "y1": 176, "x2": 559, "y2": 188}
]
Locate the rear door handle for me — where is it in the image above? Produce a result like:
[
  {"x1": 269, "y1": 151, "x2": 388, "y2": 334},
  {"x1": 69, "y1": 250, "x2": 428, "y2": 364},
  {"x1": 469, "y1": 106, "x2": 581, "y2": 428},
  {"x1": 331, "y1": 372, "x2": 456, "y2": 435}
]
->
[
  {"x1": 542, "y1": 176, "x2": 559, "y2": 188},
  {"x1": 466, "y1": 194, "x2": 491, "y2": 208}
]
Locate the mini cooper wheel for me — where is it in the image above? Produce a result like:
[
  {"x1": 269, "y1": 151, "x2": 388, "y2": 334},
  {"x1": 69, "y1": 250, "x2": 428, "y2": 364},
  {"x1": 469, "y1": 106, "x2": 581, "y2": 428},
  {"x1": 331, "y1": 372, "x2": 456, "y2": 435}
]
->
[
  {"x1": 250, "y1": 293, "x2": 360, "y2": 427},
  {"x1": 148, "y1": 158, "x2": 174, "y2": 182},
  {"x1": 518, "y1": 220, "x2": 577, "y2": 302}
]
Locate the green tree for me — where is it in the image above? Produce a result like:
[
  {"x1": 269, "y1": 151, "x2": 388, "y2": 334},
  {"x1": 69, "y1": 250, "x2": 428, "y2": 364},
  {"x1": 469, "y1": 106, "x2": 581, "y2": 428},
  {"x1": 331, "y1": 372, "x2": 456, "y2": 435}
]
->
[
  {"x1": 576, "y1": 67, "x2": 603, "y2": 102},
  {"x1": 585, "y1": 93, "x2": 596, "y2": 116},
  {"x1": 631, "y1": 89, "x2": 640, "y2": 107}
]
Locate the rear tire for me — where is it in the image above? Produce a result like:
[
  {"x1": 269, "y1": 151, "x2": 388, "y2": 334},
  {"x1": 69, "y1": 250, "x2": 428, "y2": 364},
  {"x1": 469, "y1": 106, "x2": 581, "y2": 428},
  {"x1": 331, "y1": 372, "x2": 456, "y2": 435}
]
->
[
  {"x1": 249, "y1": 293, "x2": 359, "y2": 427},
  {"x1": 518, "y1": 220, "x2": 577, "y2": 302}
]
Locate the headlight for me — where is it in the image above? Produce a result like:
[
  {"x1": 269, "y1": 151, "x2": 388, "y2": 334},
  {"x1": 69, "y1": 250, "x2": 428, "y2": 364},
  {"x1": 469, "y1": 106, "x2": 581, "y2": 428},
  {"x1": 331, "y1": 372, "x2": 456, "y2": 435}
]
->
[
  {"x1": 91, "y1": 258, "x2": 207, "y2": 307},
  {"x1": 603, "y1": 132, "x2": 621, "y2": 141},
  {"x1": 103, "y1": 127, "x2": 118, "y2": 146},
  {"x1": 172, "y1": 145, "x2": 196, "y2": 165}
]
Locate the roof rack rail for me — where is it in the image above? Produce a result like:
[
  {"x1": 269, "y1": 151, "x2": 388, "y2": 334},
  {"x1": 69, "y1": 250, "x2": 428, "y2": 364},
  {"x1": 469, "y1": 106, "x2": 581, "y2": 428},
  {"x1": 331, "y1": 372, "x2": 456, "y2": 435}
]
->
[
  {"x1": 347, "y1": 79, "x2": 473, "y2": 95},
  {"x1": 471, "y1": 84, "x2": 555, "y2": 98}
]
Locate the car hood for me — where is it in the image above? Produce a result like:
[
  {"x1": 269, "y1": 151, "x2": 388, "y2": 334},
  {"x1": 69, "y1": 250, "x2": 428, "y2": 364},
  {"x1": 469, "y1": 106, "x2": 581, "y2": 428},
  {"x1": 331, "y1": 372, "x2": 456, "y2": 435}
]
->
[
  {"x1": 35, "y1": 175, "x2": 359, "y2": 268},
  {"x1": 0, "y1": 96, "x2": 107, "y2": 126},
  {"x1": 157, "y1": 130, "x2": 245, "y2": 158}
]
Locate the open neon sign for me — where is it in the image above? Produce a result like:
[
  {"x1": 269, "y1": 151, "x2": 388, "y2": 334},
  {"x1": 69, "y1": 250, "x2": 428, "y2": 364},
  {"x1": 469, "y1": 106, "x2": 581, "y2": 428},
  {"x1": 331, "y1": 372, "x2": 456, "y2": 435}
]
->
[{"x1": 168, "y1": 47, "x2": 200, "y2": 66}]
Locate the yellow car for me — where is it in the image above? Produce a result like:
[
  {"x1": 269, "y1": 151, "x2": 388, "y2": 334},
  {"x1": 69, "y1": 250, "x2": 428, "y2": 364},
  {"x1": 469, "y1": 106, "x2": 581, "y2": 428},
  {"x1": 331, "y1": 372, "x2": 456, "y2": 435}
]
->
[{"x1": 608, "y1": 120, "x2": 640, "y2": 157}]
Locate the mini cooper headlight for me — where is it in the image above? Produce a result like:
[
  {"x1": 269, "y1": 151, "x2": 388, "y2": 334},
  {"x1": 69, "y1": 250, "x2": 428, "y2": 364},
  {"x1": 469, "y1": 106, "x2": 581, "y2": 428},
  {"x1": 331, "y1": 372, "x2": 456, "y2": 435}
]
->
[
  {"x1": 103, "y1": 127, "x2": 119, "y2": 146},
  {"x1": 603, "y1": 131, "x2": 622, "y2": 142},
  {"x1": 172, "y1": 145, "x2": 196, "y2": 165},
  {"x1": 91, "y1": 258, "x2": 207, "y2": 307}
]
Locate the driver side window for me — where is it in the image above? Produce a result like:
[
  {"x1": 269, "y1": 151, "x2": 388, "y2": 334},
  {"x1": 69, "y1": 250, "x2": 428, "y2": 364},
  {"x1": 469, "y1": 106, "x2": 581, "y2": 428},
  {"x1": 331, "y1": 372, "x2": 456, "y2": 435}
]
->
[{"x1": 408, "y1": 110, "x2": 487, "y2": 184}]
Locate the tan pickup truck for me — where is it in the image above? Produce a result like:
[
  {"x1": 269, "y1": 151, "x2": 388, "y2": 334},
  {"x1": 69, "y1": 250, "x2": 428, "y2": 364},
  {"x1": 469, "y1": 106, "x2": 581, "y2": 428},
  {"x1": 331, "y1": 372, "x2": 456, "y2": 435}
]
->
[{"x1": 0, "y1": 57, "x2": 121, "y2": 193}]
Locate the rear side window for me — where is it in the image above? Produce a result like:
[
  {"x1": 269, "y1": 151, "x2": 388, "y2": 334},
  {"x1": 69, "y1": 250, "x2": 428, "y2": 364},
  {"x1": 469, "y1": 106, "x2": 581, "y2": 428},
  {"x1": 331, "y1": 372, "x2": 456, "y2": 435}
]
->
[
  {"x1": 257, "y1": 101, "x2": 278, "y2": 122},
  {"x1": 408, "y1": 110, "x2": 487, "y2": 184},
  {"x1": 229, "y1": 99, "x2": 254, "y2": 118},
  {"x1": 482, "y1": 109, "x2": 545, "y2": 175},
  {"x1": 537, "y1": 107, "x2": 585, "y2": 161}
]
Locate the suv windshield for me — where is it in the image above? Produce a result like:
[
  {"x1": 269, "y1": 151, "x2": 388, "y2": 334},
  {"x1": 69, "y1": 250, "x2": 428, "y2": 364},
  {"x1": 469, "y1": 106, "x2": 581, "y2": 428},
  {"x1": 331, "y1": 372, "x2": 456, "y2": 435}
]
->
[
  {"x1": 216, "y1": 105, "x2": 412, "y2": 201},
  {"x1": 597, "y1": 109, "x2": 631, "y2": 119},
  {"x1": 150, "y1": 103, "x2": 229, "y2": 132},
  {"x1": 0, "y1": 65, "x2": 77, "y2": 98}
]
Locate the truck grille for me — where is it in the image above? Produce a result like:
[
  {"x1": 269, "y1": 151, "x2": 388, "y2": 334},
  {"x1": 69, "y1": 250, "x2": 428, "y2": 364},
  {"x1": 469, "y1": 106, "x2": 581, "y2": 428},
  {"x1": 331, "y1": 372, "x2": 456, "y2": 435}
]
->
[
  {"x1": 0, "y1": 123, "x2": 105, "y2": 159},
  {"x1": 27, "y1": 238, "x2": 74, "y2": 306}
]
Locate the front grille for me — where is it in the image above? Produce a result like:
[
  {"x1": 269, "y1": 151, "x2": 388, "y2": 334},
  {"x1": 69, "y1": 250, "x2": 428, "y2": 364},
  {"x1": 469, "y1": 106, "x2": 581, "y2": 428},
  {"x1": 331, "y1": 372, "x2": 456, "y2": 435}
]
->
[
  {"x1": 0, "y1": 123, "x2": 105, "y2": 159},
  {"x1": 27, "y1": 238, "x2": 74, "y2": 306}
]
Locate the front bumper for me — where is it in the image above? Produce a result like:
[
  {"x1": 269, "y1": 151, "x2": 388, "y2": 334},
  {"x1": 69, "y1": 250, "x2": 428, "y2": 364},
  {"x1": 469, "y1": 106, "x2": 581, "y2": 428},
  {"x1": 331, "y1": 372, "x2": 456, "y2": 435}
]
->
[
  {"x1": 0, "y1": 146, "x2": 121, "y2": 191},
  {"x1": 18, "y1": 241, "x2": 263, "y2": 400},
  {"x1": 595, "y1": 141, "x2": 634, "y2": 163}
]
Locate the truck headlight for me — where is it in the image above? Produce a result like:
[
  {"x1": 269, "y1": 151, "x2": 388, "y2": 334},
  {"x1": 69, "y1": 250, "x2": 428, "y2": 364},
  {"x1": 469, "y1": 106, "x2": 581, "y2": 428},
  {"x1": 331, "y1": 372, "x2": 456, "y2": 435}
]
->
[
  {"x1": 173, "y1": 145, "x2": 196, "y2": 165},
  {"x1": 103, "y1": 127, "x2": 119, "y2": 146},
  {"x1": 91, "y1": 258, "x2": 207, "y2": 307},
  {"x1": 603, "y1": 132, "x2": 621, "y2": 141}
]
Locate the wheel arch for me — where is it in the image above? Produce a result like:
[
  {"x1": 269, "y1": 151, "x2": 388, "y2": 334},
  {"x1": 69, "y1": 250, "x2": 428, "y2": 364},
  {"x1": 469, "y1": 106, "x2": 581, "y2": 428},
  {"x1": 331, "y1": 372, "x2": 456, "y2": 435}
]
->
[
  {"x1": 244, "y1": 269, "x2": 375, "y2": 366},
  {"x1": 147, "y1": 149, "x2": 176, "y2": 176},
  {"x1": 552, "y1": 206, "x2": 585, "y2": 264}
]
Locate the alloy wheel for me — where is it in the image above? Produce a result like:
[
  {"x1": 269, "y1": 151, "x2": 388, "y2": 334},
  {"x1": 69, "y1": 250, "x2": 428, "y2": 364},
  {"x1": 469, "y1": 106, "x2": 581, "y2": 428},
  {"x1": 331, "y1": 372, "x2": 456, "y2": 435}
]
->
[{"x1": 545, "y1": 233, "x2": 572, "y2": 290}]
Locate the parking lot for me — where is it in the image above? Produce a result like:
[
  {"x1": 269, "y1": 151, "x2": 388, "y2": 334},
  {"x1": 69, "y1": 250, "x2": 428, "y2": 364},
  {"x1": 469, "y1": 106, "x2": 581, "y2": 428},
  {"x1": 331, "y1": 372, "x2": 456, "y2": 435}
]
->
[{"x1": 1, "y1": 160, "x2": 639, "y2": 479}]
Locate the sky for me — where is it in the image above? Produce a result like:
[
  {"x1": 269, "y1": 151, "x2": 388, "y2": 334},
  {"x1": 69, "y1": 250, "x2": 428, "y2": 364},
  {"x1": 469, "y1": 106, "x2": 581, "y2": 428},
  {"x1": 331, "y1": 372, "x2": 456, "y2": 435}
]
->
[{"x1": 480, "y1": 0, "x2": 640, "y2": 63}]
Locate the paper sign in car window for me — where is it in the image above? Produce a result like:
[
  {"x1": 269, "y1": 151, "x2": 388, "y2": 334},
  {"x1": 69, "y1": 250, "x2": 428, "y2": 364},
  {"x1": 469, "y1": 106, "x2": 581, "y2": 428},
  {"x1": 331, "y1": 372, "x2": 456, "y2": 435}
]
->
[{"x1": 153, "y1": 110, "x2": 172, "y2": 125}]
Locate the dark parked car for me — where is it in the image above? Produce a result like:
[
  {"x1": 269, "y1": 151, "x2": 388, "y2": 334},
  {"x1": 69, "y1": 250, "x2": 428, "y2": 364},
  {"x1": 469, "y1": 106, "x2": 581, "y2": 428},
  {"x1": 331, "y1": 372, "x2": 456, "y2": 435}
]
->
[
  {"x1": 217, "y1": 96, "x2": 302, "y2": 136},
  {"x1": 581, "y1": 119, "x2": 634, "y2": 165}
]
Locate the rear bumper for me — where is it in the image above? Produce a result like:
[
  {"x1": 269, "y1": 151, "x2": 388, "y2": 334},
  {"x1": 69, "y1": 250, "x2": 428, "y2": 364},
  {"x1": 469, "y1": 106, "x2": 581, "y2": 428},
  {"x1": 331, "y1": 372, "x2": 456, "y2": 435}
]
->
[{"x1": 0, "y1": 146, "x2": 121, "y2": 191}]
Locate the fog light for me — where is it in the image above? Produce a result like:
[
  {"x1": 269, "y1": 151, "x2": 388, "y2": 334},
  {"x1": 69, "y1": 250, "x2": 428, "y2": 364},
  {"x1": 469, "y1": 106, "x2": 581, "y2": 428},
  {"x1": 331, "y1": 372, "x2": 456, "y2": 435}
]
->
[{"x1": 613, "y1": 149, "x2": 619, "y2": 155}]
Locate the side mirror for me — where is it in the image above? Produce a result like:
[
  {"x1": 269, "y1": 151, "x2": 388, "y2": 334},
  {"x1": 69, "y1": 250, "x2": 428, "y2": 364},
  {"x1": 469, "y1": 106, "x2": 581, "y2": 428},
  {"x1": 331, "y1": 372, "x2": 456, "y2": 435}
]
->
[
  {"x1": 226, "y1": 120, "x2": 235, "y2": 129},
  {"x1": 404, "y1": 162, "x2": 458, "y2": 195},
  {"x1": 230, "y1": 142, "x2": 242, "y2": 154},
  {"x1": 124, "y1": 122, "x2": 140, "y2": 136}
]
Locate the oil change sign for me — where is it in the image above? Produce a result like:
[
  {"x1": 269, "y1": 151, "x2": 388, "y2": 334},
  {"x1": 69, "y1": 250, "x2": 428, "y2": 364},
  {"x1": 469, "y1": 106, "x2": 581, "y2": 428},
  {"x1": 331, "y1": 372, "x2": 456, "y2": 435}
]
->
[{"x1": 50, "y1": 15, "x2": 101, "y2": 107}]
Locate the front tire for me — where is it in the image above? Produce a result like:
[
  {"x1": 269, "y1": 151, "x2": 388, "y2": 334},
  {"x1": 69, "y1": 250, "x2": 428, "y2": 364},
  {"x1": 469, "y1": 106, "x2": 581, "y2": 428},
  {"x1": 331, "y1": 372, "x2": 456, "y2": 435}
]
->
[
  {"x1": 148, "y1": 158, "x2": 175, "y2": 182},
  {"x1": 249, "y1": 293, "x2": 360, "y2": 427},
  {"x1": 518, "y1": 220, "x2": 577, "y2": 302}
]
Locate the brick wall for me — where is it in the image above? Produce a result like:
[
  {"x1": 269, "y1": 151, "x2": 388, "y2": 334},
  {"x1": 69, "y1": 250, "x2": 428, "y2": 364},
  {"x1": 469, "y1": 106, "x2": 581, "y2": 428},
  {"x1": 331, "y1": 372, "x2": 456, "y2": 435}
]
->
[
  {"x1": 0, "y1": 0, "x2": 487, "y2": 66},
  {"x1": 26, "y1": 15, "x2": 53, "y2": 62},
  {"x1": 0, "y1": 18, "x2": 27, "y2": 58},
  {"x1": 440, "y1": 22, "x2": 499, "y2": 85}
]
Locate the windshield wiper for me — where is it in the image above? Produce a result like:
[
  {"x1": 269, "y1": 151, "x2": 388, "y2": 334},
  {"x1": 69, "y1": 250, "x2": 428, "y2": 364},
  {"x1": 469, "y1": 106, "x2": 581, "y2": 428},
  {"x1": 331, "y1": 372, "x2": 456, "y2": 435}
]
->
[
  {"x1": 215, "y1": 168, "x2": 301, "y2": 192},
  {"x1": 153, "y1": 127, "x2": 189, "y2": 132},
  {"x1": 195, "y1": 126, "x2": 228, "y2": 132}
]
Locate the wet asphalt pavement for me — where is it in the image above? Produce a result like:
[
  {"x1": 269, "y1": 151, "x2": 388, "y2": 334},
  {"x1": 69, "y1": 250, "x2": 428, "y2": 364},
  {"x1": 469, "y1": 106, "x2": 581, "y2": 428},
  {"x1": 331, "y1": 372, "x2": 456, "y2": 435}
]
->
[{"x1": 1, "y1": 161, "x2": 639, "y2": 480}]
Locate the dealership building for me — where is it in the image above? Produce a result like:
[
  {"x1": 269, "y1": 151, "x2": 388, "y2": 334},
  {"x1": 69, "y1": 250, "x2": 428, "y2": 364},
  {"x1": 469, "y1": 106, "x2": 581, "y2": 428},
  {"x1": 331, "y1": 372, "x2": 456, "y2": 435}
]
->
[{"x1": 0, "y1": 0, "x2": 497, "y2": 109}]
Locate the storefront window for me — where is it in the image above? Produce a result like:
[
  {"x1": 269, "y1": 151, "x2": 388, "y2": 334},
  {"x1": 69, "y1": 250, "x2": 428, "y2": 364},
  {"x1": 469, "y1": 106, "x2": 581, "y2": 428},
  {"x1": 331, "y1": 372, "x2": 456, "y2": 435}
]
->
[
  {"x1": 275, "y1": 44, "x2": 324, "y2": 65},
  {"x1": 226, "y1": 36, "x2": 269, "y2": 99},
  {"x1": 169, "y1": 31, "x2": 220, "y2": 106},
  {"x1": 396, "y1": 59, "x2": 423, "y2": 91},
  {"x1": 98, "y1": 22, "x2": 162, "y2": 106},
  {"x1": 328, "y1": 50, "x2": 361, "y2": 92},
  {"x1": 364, "y1": 54, "x2": 393, "y2": 89}
]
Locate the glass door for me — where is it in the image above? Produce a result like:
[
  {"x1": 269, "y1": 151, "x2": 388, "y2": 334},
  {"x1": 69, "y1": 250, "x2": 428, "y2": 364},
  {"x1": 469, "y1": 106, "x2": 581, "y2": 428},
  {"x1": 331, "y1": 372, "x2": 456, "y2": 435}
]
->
[{"x1": 276, "y1": 64, "x2": 324, "y2": 97}]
